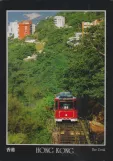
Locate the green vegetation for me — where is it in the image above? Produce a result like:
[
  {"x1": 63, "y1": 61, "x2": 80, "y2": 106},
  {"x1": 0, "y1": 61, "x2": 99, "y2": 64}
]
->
[
  {"x1": 63, "y1": 21, "x2": 105, "y2": 98},
  {"x1": 8, "y1": 12, "x2": 105, "y2": 144},
  {"x1": 35, "y1": 42, "x2": 45, "y2": 52}
]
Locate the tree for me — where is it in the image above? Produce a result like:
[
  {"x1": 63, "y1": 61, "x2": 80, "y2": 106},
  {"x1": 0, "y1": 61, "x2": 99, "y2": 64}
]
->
[{"x1": 63, "y1": 21, "x2": 104, "y2": 99}]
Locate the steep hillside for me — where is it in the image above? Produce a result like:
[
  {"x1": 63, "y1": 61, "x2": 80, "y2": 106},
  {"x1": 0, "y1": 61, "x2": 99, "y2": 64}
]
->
[{"x1": 8, "y1": 12, "x2": 105, "y2": 144}]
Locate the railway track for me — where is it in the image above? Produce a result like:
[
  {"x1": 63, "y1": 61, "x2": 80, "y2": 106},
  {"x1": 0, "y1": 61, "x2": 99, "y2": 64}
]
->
[{"x1": 53, "y1": 119, "x2": 91, "y2": 144}]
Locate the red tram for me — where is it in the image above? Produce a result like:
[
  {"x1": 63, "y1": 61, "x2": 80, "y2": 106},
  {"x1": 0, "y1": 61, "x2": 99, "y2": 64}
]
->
[{"x1": 54, "y1": 92, "x2": 78, "y2": 122}]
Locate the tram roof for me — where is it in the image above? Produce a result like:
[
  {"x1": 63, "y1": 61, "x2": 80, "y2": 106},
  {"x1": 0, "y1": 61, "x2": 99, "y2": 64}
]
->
[{"x1": 55, "y1": 92, "x2": 76, "y2": 99}]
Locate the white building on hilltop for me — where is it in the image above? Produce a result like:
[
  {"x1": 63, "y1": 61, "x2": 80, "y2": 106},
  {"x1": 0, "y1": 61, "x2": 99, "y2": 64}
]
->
[
  {"x1": 54, "y1": 16, "x2": 65, "y2": 28},
  {"x1": 32, "y1": 24, "x2": 36, "y2": 34},
  {"x1": 7, "y1": 21, "x2": 19, "y2": 38}
]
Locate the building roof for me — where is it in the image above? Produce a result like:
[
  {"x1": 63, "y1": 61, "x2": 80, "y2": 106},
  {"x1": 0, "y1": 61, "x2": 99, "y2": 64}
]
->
[
  {"x1": 54, "y1": 16, "x2": 65, "y2": 19},
  {"x1": 19, "y1": 20, "x2": 32, "y2": 24}
]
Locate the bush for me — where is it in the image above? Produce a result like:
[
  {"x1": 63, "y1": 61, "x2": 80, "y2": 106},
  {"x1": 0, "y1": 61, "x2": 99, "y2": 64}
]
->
[{"x1": 8, "y1": 133, "x2": 28, "y2": 144}]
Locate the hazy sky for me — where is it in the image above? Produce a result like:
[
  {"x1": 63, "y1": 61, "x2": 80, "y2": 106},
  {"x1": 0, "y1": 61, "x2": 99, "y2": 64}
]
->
[{"x1": 7, "y1": 11, "x2": 59, "y2": 24}]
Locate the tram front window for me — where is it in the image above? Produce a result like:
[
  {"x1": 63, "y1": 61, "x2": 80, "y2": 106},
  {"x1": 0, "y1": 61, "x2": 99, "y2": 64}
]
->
[{"x1": 60, "y1": 101, "x2": 73, "y2": 109}]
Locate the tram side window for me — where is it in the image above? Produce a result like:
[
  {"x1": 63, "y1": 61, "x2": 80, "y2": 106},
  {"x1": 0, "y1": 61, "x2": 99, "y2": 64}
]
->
[{"x1": 55, "y1": 101, "x2": 58, "y2": 109}]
